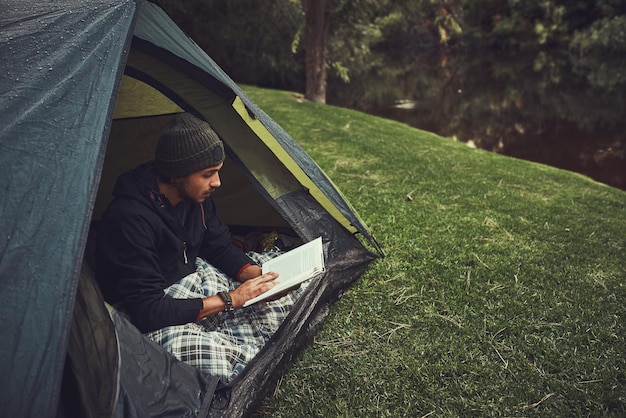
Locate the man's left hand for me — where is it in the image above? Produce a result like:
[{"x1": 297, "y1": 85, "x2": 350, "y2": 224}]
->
[{"x1": 238, "y1": 264, "x2": 262, "y2": 281}]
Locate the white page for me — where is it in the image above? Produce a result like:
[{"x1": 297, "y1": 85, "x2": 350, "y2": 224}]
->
[{"x1": 243, "y1": 237, "x2": 325, "y2": 306}]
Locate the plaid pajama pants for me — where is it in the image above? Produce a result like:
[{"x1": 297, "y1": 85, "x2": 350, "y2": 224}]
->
[{"x1": 144, "y1": 252, "x2": 304, "y2": 383}]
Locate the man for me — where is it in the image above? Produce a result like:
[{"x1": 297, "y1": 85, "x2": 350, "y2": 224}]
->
[{"x1": 96, "y1": 112, "x2": 300, "y2": 381}]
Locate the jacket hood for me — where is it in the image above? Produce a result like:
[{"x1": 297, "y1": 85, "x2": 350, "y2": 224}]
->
[
  {"x1": 111, "y1": 161, "x2": 181, "y2": 233},
  {"x1": 110, "y1": 161, "x2": 204, "y2": 241},
  {"x1": 112, "y1": 161, "x2": 161, "y2": 207}
]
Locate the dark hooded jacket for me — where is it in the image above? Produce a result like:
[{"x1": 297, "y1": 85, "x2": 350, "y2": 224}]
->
[{"x1": 96, "y1": 162, "x2": 253, "y2": 333}]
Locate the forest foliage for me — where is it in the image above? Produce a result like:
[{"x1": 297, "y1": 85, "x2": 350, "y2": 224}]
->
[
  {"x1": 159, "y1": 1, "x2": 626, "y2": 98},
  {"x1": 160, "y1": 0, "x2": 626, "y2": 188}
]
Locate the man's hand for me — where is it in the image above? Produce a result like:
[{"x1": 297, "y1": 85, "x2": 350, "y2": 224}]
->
[
  {"x1": 230, "y1": 272, "x2": 278, "y2": 308},
  {"x1": 238, "y1": 264, "x2": 262, "y2": 282}
]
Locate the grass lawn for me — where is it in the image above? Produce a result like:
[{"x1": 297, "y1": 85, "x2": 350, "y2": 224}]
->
[{"x1": 243, "y1": 86, "x2": 626, "y2": 417}]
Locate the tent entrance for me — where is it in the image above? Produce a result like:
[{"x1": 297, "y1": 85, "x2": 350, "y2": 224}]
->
[{"x1": 94, "y1": 113, "x2": 293, "y2": 232}]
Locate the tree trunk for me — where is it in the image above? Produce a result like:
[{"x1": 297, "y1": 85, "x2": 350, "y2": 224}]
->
[{"x1": 302, "y1": 0, "x2": 330, "y2": 103}]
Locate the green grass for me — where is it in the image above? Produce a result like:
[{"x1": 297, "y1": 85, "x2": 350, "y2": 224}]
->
[{"x1": 243, "y1": 86, "x2": 626, "y2": 417}]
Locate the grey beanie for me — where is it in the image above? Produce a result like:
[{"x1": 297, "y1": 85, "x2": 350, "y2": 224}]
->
[{"x1": 155, "y1": 113, "x2": 225, "y2": 178}]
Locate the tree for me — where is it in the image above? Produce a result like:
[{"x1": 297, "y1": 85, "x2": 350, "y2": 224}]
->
[
  {"x1": 300, "y1": 0, "x2": 402, "y2": 104},
  {"x1": 302, "y1": 0, "x2": 331, "y2": 103}
]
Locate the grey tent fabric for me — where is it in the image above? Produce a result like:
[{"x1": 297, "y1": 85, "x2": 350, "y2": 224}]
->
[
  {"x1": 58, "y1": 255, "x2": 229, "y2": 418},
  {"x1": 0, "y1": 1, "x2": 379, "y2": 417},
  {"x1": 0, "y1": 1, "x2": 139, "y2": 416}
]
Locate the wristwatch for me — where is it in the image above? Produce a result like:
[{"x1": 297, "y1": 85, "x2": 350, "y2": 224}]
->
[{"x1": 218, "y1": 291, "x2": 234, "y2": 313}]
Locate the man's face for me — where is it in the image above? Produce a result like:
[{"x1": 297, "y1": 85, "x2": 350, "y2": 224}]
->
[{"x1": 175, "y1": 162, "x2": 223, "y2": 203}]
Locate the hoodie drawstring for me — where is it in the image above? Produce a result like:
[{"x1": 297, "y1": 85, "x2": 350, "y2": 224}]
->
[{"x1": 200, "y1": 204, "x2": 207, "y2": 229}]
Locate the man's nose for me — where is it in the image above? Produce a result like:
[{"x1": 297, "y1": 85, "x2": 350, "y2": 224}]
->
[{"x1": 212, "y1": 173, "x2": 221, "y2": 188}]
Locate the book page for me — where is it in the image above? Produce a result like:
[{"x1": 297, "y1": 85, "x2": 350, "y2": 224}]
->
[{"x1": 243, "y1": 237, "x2": 325, "y2": 306}]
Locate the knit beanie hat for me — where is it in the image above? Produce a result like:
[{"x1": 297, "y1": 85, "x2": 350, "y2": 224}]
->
[{"x1": 154, "y1": 113, "x2": 225, "y2": 178}]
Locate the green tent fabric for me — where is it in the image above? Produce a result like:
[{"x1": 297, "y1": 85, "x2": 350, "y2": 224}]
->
[{"x1": 0, "y1": 1, "x2": 381, "y2": 416}]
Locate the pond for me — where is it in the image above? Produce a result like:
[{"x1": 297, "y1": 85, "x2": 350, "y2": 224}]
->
[{"x1": 331, "y1": 47, "x2": 626, "y2": 191}]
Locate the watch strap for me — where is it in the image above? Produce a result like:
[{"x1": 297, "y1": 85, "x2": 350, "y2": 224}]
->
[{"x1": 218, "y1": 291, "x2": 234, "y2": 312}]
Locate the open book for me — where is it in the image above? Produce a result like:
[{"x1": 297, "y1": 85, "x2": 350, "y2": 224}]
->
[{"x1": 243, "y1": 237, "x2": 325, "y2": 307}]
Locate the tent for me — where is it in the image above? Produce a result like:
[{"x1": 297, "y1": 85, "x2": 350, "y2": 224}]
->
[{"x1": 0, "y1": 0, "x2": 381, "y2": 417}]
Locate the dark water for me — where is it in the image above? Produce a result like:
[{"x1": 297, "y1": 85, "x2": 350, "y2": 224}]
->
[{"x1": 332, "y1": 48, "x2": 626, "y2": 191}]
